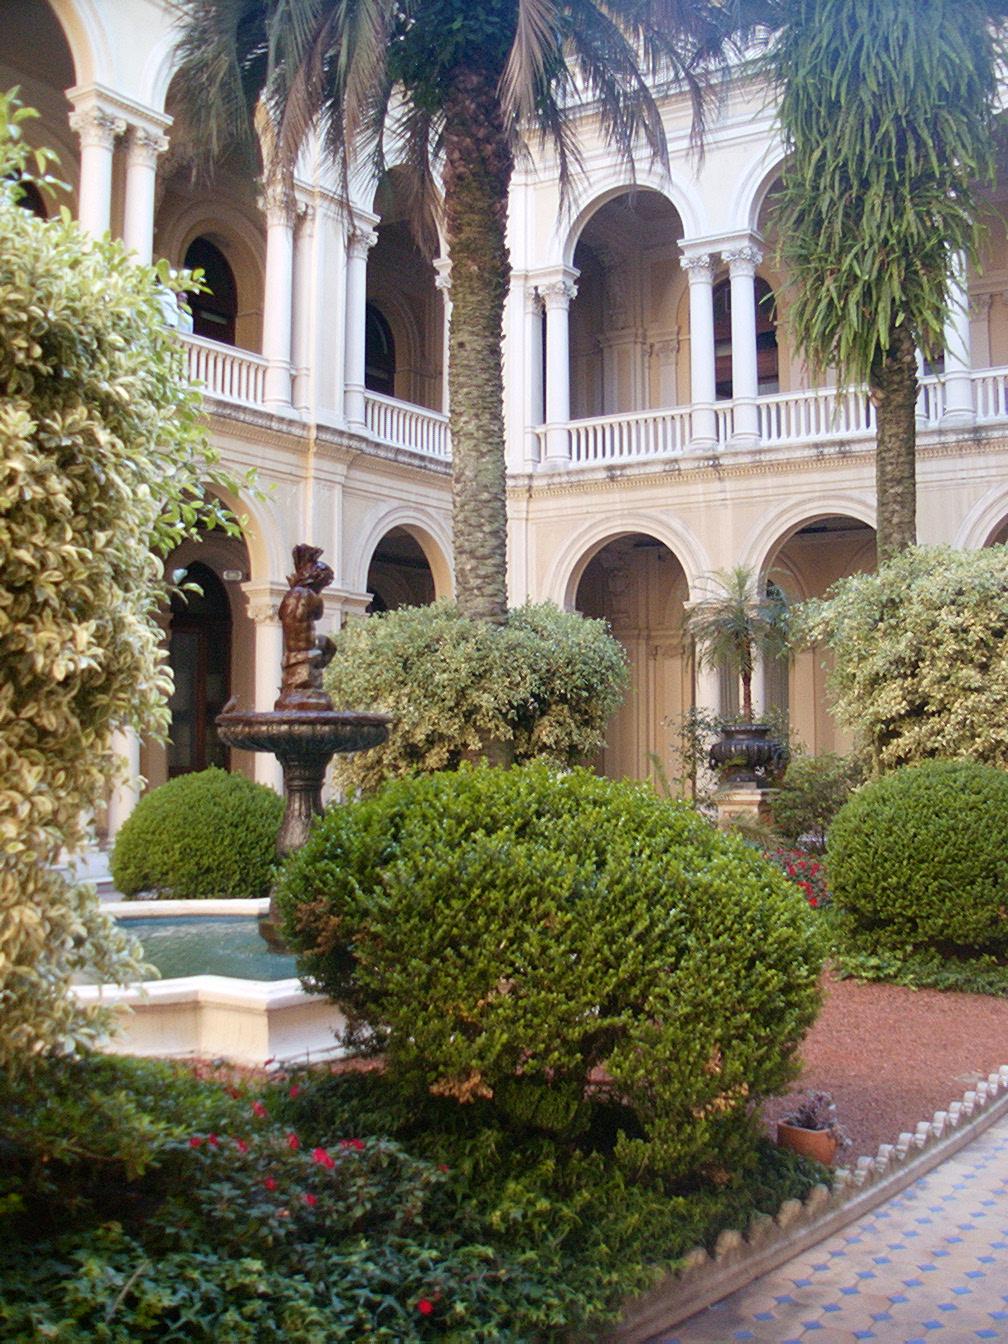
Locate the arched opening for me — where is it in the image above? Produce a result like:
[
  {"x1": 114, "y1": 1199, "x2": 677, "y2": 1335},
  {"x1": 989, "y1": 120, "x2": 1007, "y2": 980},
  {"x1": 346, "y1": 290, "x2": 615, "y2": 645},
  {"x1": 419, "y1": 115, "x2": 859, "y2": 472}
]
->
[
  {"x1": 569, "y1": 190, "x2": 685, "y2": 417},
  {"x1": 713, "y1": 275, "x2": 779, "y2": 400},
  {"x1": 167, "y1": 562, "x2": 233, "y2": 777},
  {"x1": 985, "y1": 516, "x2": 1008, "y2": 547},
  {"x1": 1, "y1": 1, "x2": 77, "y2": 214},
  {"x1": 763, "y1": 515, "x2": 877, "y2": 753},
  {"x1": 13, "y1": 178, "x2": 48, "y2": 218},
  {"x1": 364, "y1": 303, "x2": 396, "y2": 396},
  {"x1": 184, "y1": 236, "x2": 238, "y2": 345},
  {"x1": 574, "y1": 533, "x2": 689, "y2": 781},
  {"x1": 365, "y1": 527, "x2": 436, "y2": 612}
]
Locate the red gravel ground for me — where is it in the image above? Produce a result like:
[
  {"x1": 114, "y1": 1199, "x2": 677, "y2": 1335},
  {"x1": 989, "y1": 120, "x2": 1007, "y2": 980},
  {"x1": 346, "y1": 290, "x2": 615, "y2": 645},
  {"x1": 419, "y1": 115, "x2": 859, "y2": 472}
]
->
[{"x1": 763, "y1": 970, "x2": 1008, "y2": 1161}]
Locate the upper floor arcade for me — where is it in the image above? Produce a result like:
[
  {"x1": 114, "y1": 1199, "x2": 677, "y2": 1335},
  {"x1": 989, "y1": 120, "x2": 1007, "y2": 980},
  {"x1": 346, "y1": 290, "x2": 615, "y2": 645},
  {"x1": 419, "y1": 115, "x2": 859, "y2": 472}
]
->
[{"x1": 7, "y1": 0, "x2": 1008, "y2": 482}]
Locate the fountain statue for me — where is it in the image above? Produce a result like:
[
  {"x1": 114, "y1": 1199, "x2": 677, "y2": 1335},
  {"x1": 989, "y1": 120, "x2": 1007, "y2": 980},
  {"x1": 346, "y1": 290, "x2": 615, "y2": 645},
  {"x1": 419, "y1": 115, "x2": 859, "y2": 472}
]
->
[{"x1": 216, "y1": 544, "x2": 391, "y2": 945}]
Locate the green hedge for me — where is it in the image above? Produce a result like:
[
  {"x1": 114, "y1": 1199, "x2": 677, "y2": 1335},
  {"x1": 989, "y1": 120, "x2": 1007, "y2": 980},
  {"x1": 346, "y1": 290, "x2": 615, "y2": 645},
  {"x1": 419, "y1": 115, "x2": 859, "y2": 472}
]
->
[
  {"x1": 828, "y1": 759, "x2": 1008, "y2": 955},
  {"x1": 278, "y1": 763, "x2": 823, "y2": 1182},
  {"x1": 111, "y1": 768, "x2": 282, "y2": 900},
  {"x1": 771, "y1": 753, "x2": 864, "y2": 852}
]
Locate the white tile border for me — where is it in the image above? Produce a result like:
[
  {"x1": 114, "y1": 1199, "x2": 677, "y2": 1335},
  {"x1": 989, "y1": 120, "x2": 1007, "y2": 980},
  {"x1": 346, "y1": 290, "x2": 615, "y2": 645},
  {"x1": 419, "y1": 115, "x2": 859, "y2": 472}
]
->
[{"x1": 107, "y1": 898, "x2": 271, "y2": 918}]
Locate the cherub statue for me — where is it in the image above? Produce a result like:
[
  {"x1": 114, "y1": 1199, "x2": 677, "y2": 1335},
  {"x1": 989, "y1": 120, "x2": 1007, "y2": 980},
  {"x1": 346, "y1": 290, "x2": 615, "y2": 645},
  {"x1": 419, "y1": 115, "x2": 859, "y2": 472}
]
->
[{"x1": 275, "y1": 544, "x2": 336, "y2": 711}]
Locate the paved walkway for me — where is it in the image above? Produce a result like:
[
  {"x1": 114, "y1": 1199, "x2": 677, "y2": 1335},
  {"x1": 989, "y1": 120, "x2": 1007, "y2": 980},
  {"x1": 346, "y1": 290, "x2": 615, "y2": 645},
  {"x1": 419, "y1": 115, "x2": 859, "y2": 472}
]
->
[{"x1": 662, "y1": 1114, "x2": 1008, "y2": 1344}]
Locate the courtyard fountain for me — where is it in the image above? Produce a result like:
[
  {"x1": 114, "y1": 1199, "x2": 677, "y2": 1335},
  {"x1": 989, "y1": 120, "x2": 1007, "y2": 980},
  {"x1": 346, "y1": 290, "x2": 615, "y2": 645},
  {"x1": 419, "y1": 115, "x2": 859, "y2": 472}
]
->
[{"x1": 216, "y1": 543, "x2": 391, "y2": 946}]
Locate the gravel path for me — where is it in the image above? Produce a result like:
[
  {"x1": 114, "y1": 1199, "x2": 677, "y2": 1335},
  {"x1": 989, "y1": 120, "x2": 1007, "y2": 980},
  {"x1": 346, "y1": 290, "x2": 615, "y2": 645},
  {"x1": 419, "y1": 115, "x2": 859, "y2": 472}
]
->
[{"x1": 763, "y1": 971, "x2": 1008, "y2": 1161}]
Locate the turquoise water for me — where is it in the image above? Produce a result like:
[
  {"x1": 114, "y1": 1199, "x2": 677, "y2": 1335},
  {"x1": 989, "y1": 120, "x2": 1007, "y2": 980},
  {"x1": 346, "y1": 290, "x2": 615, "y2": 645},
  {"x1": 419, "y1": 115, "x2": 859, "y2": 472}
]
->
[{"x1": 121, "y1": 916, "x2": 298, "y2": 981}]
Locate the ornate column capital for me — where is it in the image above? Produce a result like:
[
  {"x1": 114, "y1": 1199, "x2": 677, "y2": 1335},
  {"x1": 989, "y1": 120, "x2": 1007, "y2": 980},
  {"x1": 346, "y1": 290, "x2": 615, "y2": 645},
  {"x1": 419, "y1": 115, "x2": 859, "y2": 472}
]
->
[
  {"x1": 259, "y1": 179, "x2": 296, "y2": 225},
  {"x1": 242, "y1": 581, "x2": 288, "y2": 624},
  {"x1": 540, "y1": 278, "x2": 578, "y2": 309},
  {"x1": 679, "y1": 252, "x2": 714, "y2": 281},
  {"x1": 721, "y1": 243, "x2": 764, "y2": 274},
  {"x1": 347, "y1": 226, "x2": 378, "y2": 260},
  {"x1": 525, "y1": 285, "x2": 544, "y2": 314},
  {"x1": 69, "y1": 106, "x2": 126, "y2": 151},
  {"x1": 433, "y1": 256, "x2": 452, "y2": 292},
  {"x1": 126, "y1": 125, "x2": 169, "y2": 168}
]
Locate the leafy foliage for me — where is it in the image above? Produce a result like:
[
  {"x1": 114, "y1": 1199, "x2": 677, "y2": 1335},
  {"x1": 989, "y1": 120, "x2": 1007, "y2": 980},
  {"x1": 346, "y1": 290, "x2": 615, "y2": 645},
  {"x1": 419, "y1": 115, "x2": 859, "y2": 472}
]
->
[
  {"x1": 684, "y1": 567, "x2": 790, "y2": 722},
  {"x1": 797, "y1": 547, "x2": 1008, "y2": 773},
  {"x1": 323, "y1": 601, "x2": 628, "y2": 792},
  {"x1": 827, "y1": 760, "x2": 1008, "y2": 958},
  {"x1": 0, "y1": 95, "x2": 231, "y2": 1066},
  {"x1": 0, "y1": 1055, "x2": 825, "y2": 1342},
  {"x1": 111, "y1": 767, "x2": 283, "y2": 899},
  {"x1": 278, "y1": 763, "x2": 823, "y2": 1182},
  {"x1": 771, "y1": 752, "x2": 865, "y2": 852}
]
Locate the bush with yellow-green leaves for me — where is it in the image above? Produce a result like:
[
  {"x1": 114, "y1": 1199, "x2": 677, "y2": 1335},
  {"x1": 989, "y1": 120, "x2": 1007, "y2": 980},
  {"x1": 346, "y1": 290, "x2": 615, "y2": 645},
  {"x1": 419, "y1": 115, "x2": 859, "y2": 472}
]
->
[{"x1": 0, "y1": 94, "x2": 231, "y2": 1067}]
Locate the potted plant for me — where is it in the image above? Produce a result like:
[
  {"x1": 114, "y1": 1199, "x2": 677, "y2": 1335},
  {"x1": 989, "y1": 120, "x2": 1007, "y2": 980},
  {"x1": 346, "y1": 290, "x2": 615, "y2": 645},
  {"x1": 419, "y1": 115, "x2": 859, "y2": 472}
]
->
[
  {"x1": 777, "y1": 1089, "x2": 851, "y2": 1165},
  {"x1": 684, "y1": 566, "x2": 791, "y2": 786}
]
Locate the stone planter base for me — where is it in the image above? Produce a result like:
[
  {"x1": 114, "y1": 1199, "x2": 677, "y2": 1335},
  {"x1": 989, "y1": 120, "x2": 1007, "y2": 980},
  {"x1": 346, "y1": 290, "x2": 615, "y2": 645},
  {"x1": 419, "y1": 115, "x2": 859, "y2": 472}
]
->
[{"x1": 777, "y1": 1122, "x2": 839, "y2": 1165}]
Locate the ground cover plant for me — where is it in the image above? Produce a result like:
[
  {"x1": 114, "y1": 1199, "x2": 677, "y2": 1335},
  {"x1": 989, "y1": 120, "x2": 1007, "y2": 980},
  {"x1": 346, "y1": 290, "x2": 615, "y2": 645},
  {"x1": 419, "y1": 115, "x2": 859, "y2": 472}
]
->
[
  {"x1": 278, "y1": 763, "x2": 823, "y2": 1183},
  {"x1": 111, "y1": 767, "x2": 283, "y2": 899},
  {"x1": 0, "y1": 1054, "x2": 826, "y2": 1342}
]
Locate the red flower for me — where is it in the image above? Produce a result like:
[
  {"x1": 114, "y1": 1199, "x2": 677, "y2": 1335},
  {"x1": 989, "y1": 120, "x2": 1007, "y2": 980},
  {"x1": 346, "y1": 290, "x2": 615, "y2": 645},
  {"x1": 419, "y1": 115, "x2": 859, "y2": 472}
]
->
[
  {"x1": 312, "y1": 1146, "x2": 336, "y2": 1170},
  {"x1": 417, "y1": 1299, "x2": 434, "y2": 1317},
  {"x1": 207, "y1": 1133, "x2": 219, "y2": 1148},
  {"x1": 438, "y1": 1163, "x2": 450, "y2": 1173},
  {"x1": 809, "y1": 897, "x2": 819, "y2": 908},
  {"x1": 235, "y1": 1137, "x2": 249, "y2": 1154},
  {"x1": 303, "y1": 1192, "x2": 318, "y2": 1207},
  {"x1": 251, "y1": 1100, "x2": 268, "y2": 1118},
  {"x1": 340, "y1": 1138, "x2": 365, "y2": 1152},
  {"x1": 287, "y1": 1132, "x2": 300, "y2": 1151},
  {"x1": 289, "y1": 1084, "x2": 301, "y2": 1099},
  {"x1": 188, "y1": 1136, "x2": 203, "y2": 1149},
  {"x1": 264, "y1": 1176, "x2": 278, "y2": 1192}
]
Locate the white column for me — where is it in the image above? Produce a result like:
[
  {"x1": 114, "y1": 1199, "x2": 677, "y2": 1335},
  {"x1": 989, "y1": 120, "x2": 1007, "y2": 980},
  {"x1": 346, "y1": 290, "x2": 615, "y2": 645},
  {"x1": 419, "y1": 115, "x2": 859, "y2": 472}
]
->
[
  {"x1": 434, "y1": 256, "x2": 452, "y2": 414},
  {"x1": 681, "y1": 252, "x2": 717, "y2": 450},
  {"x1": 942, "y1": 251, "x2": 975, "y2": 428},
  {"x1": 123, "y1": 125, "x2": 169, "y2": 262},
  {"x1": 68, "y1": 103, "x2": 126, "y2": 237},
  {"x1": 243, "y1": 586, "x2": 286, "y2": 793},
  {"x1": 526, "y1": 285, "x2": 544, "y2": 464},
  {"x1": 542, "y1": 275, "x2": 578, "y2": 464},
  {"x1": 694, "y1": 661, "x2": 722, "y2": 718},
  {"x1": 344, "y1": 224, "x2": 378, "y2": 428},
  {"x1": 722, "y1": 243, "x2": 763, "y2": 446},
  {"x1": 106, "y1": 728, "x2": 141, "y2": 840},
  {"x1": 260, "y1": 185, "x2": 295, "y2": 409},
  {"x1": 291, "y1": 199, "x2": 317, "y2": 414}
]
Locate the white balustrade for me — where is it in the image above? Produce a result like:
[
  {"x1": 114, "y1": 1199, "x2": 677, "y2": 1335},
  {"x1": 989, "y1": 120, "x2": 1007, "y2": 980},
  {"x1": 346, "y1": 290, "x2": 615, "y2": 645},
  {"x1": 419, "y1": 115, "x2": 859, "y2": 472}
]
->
[
  {"x1": 973, "y1": 367, "x2": 1008, "y2": 422},
  {"x1": 757, "y1": 385, "x2": 876, "y2": 445},
  {"x1": 561, "y1": 407, "x2": 694, "y2": 463},
  {"x1": 183, "y1": 334, "x2": 268, "y2": 406},
  {"x1": 364, "y1": 392, "x2": 451, "y2": 459}
]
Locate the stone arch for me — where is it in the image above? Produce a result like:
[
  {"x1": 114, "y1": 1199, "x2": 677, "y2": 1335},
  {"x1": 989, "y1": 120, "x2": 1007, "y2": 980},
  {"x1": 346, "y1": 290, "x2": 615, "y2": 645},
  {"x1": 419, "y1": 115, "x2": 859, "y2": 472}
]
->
[
  {"x1": 559, "y1": 168, "x2": 704, "y2": 270},
  {"x1": 952, "y1": 486, "x2": 1008, "y2": 550},
  {"x1": 206, "y1": 483, "x2": 285, "y2": 587},
  {"x1": 46, "y1": 0, "x2": 111, "y2": 88},
  {"x1": 741, "y1": 494, "x2": 876, "y2": 581},
  {"x1": 352, "y1": 507, "x2": 453, "y2": 600},
  {"x1": 733, "y1": 143, "x2": 790, "y2": 237},
  {"x1": 548, "y1": 513, "x2": 710, "y2": 610},
  {"x1": 157, "y1": 203, "x2": 266, "y2": 352}
]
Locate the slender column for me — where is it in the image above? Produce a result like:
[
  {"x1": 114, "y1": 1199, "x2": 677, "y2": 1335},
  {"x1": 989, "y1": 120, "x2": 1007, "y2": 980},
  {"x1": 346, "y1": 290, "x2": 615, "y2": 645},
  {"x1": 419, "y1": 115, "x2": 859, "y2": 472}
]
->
[
  {"x1": 290, "y1": 200, "x2": 317, "y2": 413},
  {"x1": 123, "y1": 126, "x2": 169, "y2": 262},
  {"x1": 694, "y1": 661, "x2": 722, "y2": 719},
  {"x1": 681, "y1": 253, "x2": 717, "y2": 450},
  {"x1": 243, "y1": 586, "x2": 285, "y2": 793},
  {"x1": 106, "y1": 728, "x2": 141, "y2": 839},
  {"x1": 260, "y1": 185, "x2": 295, "y2": 409},
  {"x1": 344, "y1": 224, "x2": 378, "y2": 428},
  {"x1": 526, "y1": 285, "x2": 545, "y2": 464},
  {"x1": 722, "y1": 243, "x2": 763, "y2": 446},
  {"x1": 542, "y1": 276, "x2": 578, "y2": 464},
  {"x1": 434, "y1": 256, "x2": 452, "y2": 414},
  {"x1": 942, "y1": 251, "x2": 975, "y2": 428},
  {"x1": 68, "y1": 104, "x2": 126, "y2": 236}
]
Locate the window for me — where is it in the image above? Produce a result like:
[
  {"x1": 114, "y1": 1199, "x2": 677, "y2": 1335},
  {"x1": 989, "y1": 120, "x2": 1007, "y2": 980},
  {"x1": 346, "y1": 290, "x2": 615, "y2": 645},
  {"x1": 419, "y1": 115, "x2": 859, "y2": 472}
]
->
[
  {"x1": 183, "y1": 237, "x2": 238, "y2": 345},
  {"x1": 364, "y1": 303, "x2": 396, "y2": 396}
]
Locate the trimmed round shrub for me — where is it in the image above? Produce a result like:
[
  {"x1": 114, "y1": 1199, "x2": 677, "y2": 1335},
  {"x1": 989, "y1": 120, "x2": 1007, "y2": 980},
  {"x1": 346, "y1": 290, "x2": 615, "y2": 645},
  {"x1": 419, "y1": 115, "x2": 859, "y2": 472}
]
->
[
  {"x1": 278, "y1": 763, "x2": 822, "y2": 1181},
  {"x1": 111, "y1": 768, "x2": 283, "y2": 900},
  {"x1": 828, "y1": 760, "x2": 1008, "y2": 955}
]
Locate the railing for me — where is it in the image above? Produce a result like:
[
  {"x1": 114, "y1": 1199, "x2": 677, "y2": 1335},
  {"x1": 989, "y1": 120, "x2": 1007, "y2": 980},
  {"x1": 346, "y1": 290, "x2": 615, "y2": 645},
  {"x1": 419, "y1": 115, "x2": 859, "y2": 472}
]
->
[
  {"x1": 183, "y1": 334, "x2": 268, "y2": 406},
  {"x1": 757, "y1": 385, "x2": 875, "y2": 446},
  {"x1": 364, "y1": 392, "x2": 450, "y2": 459},
  {"x1": 973, "y1": 368, "x2": 1008, "y2": 422},
  {"x1": 562, "y1": 406, "x2": 694, "y2": 463}
]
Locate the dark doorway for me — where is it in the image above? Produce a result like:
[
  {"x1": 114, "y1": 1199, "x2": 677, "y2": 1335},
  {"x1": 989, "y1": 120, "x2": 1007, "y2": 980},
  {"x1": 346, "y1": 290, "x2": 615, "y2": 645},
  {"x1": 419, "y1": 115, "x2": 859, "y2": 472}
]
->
[
  {"x1": 184, "y1": 236, "x2": 238, "y2": 345},
  {"x1": 168, "y1": 562, "x2": 232, "y2": 775},
  {"x1": 365, "y1": 303, "x2": 396, "y2": 395}
]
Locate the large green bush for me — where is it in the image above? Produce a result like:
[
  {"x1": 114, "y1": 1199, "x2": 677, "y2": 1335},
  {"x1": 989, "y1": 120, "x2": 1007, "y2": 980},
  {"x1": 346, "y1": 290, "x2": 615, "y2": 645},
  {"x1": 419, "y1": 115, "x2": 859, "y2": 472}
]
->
[
  {"x1": 772, "y1": 752, "x2": 864, "y2": 852},
  {"x1": 798, "y1": 546, "x2": 1008, "y2": 773},
  {"x1": 323, "y1": 600, "x2": 628, "y2": 791},
  {"x1": 278, "y1": 764, "x2": 822, "y2": 1181},
  {"x1": 0, "y1": 95, "x2": 233, "y2": 1065},
  {"x1": 828, "y1": 760, "x2": 1008, "y2": 955},
  {"x1": 111, "y1": 768, "x2": 283, "y2": 900}
]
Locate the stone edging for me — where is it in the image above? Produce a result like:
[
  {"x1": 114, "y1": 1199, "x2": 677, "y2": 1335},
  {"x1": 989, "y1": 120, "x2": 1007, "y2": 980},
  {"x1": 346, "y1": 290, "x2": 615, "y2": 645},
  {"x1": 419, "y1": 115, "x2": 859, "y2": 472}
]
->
[{"x1": 606, "y1": 1065, "x2": 1008, "y2": 1344}]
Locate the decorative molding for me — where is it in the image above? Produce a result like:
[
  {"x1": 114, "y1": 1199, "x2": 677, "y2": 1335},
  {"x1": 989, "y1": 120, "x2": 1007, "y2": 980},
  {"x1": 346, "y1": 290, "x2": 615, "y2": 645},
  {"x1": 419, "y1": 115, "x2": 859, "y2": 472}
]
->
[
  {"x1": 127, "y1": 125, "x2": 169, "y2": 167},
  {"x1": 347, "y1": 227, "x2": 379, "y2": 260},
  {"x1": 721, "y1": 243, "x2": 764, "y2": 273},
  {"x1": 69, "y1": 107, "x2": 126, "y2": 150},
  {"x1": 680, "y1": 253, "x2": 714, "y2": 280},
  {"x1": 540, "y1": 279, "x2": 579, "y2": 308}
]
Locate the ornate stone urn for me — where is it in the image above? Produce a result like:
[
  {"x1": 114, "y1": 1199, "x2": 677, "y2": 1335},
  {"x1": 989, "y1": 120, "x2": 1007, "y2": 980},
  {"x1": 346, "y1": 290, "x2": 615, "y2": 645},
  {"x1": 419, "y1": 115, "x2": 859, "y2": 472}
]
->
[
  {"x1": 217, "y1": 544, "x2": 391, "y2": 946},
  {"x1": 708, "y1": 722, "x2": 789, "y2": 788}
]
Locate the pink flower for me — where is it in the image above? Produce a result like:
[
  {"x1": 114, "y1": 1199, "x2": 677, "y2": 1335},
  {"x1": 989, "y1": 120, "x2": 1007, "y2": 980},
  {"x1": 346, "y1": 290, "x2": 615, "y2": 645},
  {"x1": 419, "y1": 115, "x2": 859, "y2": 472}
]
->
[
  {"x1": 287, "y1": 1132, "x2": 300, "y2": 1151},
  {"x1": 312, "y1": 1146, "x2": 336, "y2": 1170},
  {"x1": 264, "y1": 1176, "x2": 278, "y2": 1192},
  {"x1": 251, "y1": 1100, "x2": 268, "y2": 1119},
  {"x1": 339, "y1": 1137, "x2": 365, "y2": 1152},
  {"x1": 235, "y1": 1137, "x2": 249, "y2": 1154},
  {"x1": 289, "y1": 1084, "x2": 301, "y2": 1099},
  {"x1": 417, "y1": 1298, "x2": 434, "y2": 1317},
  {"x1": 188, "y1": 1136, "x2": 203, "y2": 1149}
]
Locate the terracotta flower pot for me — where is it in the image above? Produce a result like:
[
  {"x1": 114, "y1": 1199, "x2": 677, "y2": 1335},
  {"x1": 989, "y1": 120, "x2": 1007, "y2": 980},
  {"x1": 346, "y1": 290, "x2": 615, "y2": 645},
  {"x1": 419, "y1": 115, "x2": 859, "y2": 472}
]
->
[{"x1": 776, "y1": 1121, "x2": 839, "y2": 1165}]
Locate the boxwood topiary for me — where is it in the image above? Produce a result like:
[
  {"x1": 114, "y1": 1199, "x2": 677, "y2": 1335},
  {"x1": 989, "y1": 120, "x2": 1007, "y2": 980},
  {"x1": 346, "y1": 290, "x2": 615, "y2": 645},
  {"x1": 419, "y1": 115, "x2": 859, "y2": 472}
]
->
[
  {"x1": 111, "y1": 768, "x2": 283, "y2": 900},
  {"x1": 277, "y1": 763, "x2": 823, "y2": 1182},
  {"x1": 827, "y1": 759, "x2": 1008, "y2": 955}
]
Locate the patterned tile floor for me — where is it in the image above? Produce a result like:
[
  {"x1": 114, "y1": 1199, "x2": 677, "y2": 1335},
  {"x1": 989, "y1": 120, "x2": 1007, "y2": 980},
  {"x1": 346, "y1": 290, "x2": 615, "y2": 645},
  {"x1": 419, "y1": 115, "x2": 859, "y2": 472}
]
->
[{"x1": 662, "y1": 1114, "x2": 1008, "y2": 1344}]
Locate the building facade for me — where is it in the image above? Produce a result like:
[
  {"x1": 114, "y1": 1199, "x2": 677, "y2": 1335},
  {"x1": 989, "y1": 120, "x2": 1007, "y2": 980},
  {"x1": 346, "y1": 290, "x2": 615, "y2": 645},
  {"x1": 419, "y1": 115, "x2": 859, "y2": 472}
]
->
[{"x1": 8, "y1": 0, "x2": 1008, "y2": 830}]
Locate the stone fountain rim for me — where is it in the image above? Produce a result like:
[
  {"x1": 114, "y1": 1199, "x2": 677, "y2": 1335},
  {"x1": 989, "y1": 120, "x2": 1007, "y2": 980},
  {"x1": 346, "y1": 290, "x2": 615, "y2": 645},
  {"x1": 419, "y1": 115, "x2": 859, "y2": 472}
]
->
[{"x1": 217, "y1": 708, "x2": 393, "y2": 728}]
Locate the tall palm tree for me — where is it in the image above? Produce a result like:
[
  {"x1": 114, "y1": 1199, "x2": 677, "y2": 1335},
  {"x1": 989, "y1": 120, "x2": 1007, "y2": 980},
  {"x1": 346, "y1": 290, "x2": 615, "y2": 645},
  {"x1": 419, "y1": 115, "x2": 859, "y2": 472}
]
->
[
  {"x1": 174, "y1": 0, "x2": 765, "y2": 622},
  {"x1": 764, "y1": 0, "x2": 1007, "y2": 564}
]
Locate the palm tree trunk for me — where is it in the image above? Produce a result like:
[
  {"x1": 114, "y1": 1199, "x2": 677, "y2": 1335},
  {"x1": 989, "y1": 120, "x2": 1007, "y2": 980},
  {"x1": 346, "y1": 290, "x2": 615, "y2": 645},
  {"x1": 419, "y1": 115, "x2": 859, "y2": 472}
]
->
[
  {"x1": 870, "y1": 323, "x2": 918, "y2": 564},
  {"x1": 442, "y1": 67, "x2": 514, "y2": 626}
]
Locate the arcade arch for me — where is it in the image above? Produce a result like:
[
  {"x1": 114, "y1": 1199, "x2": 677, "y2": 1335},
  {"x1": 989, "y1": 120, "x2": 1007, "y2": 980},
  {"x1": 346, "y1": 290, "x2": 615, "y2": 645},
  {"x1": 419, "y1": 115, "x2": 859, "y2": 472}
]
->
[{"x1": 365, "y1": 527, "x2": 438, "y2": 612}]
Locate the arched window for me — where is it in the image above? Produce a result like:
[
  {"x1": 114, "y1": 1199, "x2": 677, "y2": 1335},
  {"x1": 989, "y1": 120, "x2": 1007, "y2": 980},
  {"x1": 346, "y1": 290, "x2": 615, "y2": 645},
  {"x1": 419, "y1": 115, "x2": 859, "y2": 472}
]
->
[
  {"x1": 14, "y1": 178, "x2": 47, "y2": 218},
  {"x1": 713, "y1": 276, "x2": 779, "y2": 400},
  {"x1": 365, "y1": 303, "x2": 396, "y2": 396},
  {"x1": 168, "y1": 563, "x2": 232, "y2": 776},
  {"x1": 183, "y1": 237, "x2": 238, "y2": 345}
]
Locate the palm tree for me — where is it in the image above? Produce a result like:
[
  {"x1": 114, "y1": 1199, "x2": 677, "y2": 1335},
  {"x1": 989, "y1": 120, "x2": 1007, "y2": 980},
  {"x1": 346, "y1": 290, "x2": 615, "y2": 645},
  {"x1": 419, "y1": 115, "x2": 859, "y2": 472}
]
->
[
  {"x1": 763, "y1": 0, "x2": 1007, "y2": 564},
  {"x1": 684, "y1": 565, "x2": 789, "y2": 723},
  {"x1": 173, "y1": 0, "x2": 766, "y2": 623}
]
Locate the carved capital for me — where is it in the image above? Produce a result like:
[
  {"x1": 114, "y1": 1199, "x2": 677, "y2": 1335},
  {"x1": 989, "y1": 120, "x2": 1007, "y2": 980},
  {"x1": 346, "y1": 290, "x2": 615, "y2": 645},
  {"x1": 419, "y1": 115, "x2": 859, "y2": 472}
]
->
[
  {"x1": 433, "y1": 258, "x2": 452, "y2": 292},
  {"x1": 679, "y1": 252, "x2": 714, "y2": 280},
  {"x1": 347, "y1": 226, "x2": 378, "y2": 260},
  {"x1": 540, "y1": 279, "x2": 578, "y2": 309},
  {"x1": 69, "y1": 107, "x2": 126, "y2": 151},
  {"x1": 259, "y1": 179, "x2": 295, "y2": 223},
  {"x1": 971, "y1": 292, "x2": 995, "y2": 319},
  {"x1": 127, "y1": 125, "x2": 169, "y2": 168},
  {"x1": 247, "y1": 602, "x2": 281, "y2": 625},
  {"x1": 721, "y1": 244, "x2": 764, "y2": 274},
  {"x1": 525, "y1": 285, "x2": 543, "y2": 314}
]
